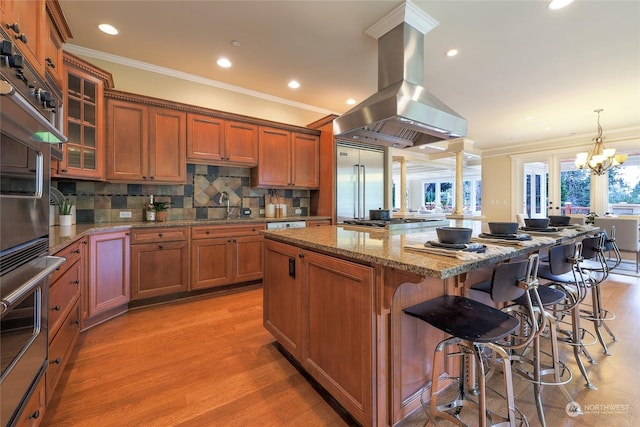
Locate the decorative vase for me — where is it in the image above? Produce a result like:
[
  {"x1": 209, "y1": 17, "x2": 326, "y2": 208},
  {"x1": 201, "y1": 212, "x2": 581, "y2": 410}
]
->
[
  {"x1": 155, "y1": 211, "x2": 168, "y2": 222},
  {"x1": 59, "y1": 214, "x2": 73, "y2": 226}
]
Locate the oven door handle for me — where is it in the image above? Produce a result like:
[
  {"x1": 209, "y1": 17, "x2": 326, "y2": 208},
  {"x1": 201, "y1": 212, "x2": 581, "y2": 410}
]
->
[{"x1": 0, "y1": 256, "x2": 65, "y2": 315}]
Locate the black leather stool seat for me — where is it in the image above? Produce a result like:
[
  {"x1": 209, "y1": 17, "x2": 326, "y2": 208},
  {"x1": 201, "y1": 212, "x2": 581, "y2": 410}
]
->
[
  {"x1": 404, "y1": 295, "x2": 520, "y2": 343},
  {"x1": 513, "y1": 285, "x2": 566, "y2": 307}
]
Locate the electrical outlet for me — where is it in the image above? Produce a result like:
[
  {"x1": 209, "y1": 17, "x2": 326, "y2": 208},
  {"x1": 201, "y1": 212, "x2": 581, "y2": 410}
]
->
[
  {"x1": 294, "y1": 208, "x2": 302, "y2": 215},
  {"x1": 259, "y1": 209, "x2": 265, "y2": 214},
  {"x1": 119, "y1": 211, "x2": 132, "y2": 218}
]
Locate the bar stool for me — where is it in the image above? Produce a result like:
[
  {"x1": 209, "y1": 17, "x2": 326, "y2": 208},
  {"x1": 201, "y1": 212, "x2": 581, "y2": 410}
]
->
[
  {"x1": 471, "y1": 255, "x2": 577, "y2": 427},
  {"x1": 536, "y1": 240, "x2": 598, "y2": 389},
  {"x1": 579, "y1": 233, "x2": 617, "y2": 355},
  {"x1": 602, "y1": 225, "x2": 623, "y2": 270},
  {"x1": 404, "y1": 258, "x2": 537, "y2": 427}
]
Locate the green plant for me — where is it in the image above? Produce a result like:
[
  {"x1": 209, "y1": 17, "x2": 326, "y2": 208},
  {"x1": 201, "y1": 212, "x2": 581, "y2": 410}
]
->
[
  {"x1": 58, "y1": 198, "x2": 73, "y2": 215},
  {"x1": 153, "y1": 201, "x2": 170, "y2": 212}
]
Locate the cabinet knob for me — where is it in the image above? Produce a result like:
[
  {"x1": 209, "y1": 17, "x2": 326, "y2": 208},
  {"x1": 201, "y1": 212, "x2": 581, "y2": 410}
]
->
[
  {"x1": 298, "y1": 253, "x2": 304, "y2": 259},
  {"x1": 73, "y1": 280, "x2": 80, "y2": 285},
  {"x1": 30, "y1": 410, "x2": 40, "y2": 420},
  {"x1": 52, "y1": 305, "x2": 61, "y2": 311},
  {"x1": 6, "y1": 22, "x2": 20, "y2": 33},
  {"x1": 158, "y1": 245, "x2": 163, "y2": 249},
  {"x1": 46, "y1": 57, "x2": 56, "y2": 68},
  {"x1": 150, "y1": 176, "x2": 155, "y2": 180},
  {"x1": 158, "y1": 233, "x2": 163, "y2": 237},
  {"x1": 51, "y1": 357, "x2": 61, "y2": 364},
  {"x1": 14, "y1": 33, "x2": 27, "y2": 44},
  {"x1": 61, "y1": 169, "x2": 68, "y2": 173},
  {"x1": 74, "y1": 320, "x2": 80, "y2": 326},
  {"x1": 142, "y1": 176, "x2": 147, "y2": 180},
  {"x1": 73, "y1": 249, "x2": 81, "y2": 254},
  {"x1": 205, "y1": 231, "x2": 210, "y2": 234}
]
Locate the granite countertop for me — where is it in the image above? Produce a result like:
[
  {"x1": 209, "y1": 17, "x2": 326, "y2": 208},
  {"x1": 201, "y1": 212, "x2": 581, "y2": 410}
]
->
[
  {"x1": 49, "y1": 216, "x2": 330, "y2": 253},
  {"x1": 261, "y1": 224, "x2": 594, "y2": 279}
]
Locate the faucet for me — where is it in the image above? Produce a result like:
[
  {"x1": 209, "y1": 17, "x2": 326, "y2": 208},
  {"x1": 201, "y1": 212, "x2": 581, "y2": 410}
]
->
[{"x1": 220, "y1": 191, "x2": 232, "y2": 219}]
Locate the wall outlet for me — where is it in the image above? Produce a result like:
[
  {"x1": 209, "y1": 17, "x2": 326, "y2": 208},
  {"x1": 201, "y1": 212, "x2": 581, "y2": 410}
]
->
[
  {"x1": 119, "y1": 211, "x2": 132, "y2": 218},
  {"x1": 259, "y1": 209, "x2": 265, "y2": 214},
  {"x1": 294, "y1": 208, "x2": 302, "y2": 215}
]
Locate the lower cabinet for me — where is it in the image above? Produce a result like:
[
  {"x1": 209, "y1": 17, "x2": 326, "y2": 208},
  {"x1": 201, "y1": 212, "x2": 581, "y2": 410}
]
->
[
  {"x1": 86, "y1": 230, "x2": 130, "y2": 327},
  {"x1": 130, "y1": 227, "x2": 189, "y2": 300},
  {"x1": 263, "y1": 239, "x2": 374, "y2": 426},
  {"x1": 191, "y1": 224, "x2": 265, "y2": 290},
  {"x1": 15, "y1": 375, "x2": 46, "y2": 427}
]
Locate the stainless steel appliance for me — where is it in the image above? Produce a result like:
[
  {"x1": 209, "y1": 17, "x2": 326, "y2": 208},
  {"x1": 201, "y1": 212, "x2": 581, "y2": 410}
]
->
[
  {"x1": 341, "y1": 217, "x2": 449, "y2": 232},
  {"x1": 336, "y1": 143, "x2": 385, "y2": 223},
  {"x1": 1, "y1": 28, "x2": 66, "y2": 427},
  {"x1": 266, "y1": 221, "x2": 307, "y2": 230},
  {"x1": 333, "y1": 6, "x2": 466, "y2": 148}
]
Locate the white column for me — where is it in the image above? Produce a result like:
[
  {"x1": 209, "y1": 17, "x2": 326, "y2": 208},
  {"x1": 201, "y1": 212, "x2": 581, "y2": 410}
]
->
[
  {"x1": 393, "y1": 156, "x2": 407, "y2": 214},
  {"x1": 590, "y1": 172, "x2": 609, "y2": 215},
  {"x1": 454, "y1": 150, "x2": 464, "y2": 215}
]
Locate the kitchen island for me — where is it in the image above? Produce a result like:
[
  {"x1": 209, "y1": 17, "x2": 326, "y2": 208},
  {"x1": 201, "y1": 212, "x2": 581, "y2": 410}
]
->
[{"x1": 261, "y1": 223, "x2": 594, "y2": 426}]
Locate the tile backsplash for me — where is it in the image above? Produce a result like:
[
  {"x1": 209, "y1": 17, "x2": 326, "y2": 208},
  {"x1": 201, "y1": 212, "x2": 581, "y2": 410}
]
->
[{"x1": 53, "y1": 164, "x2": 310, "y2": 223}]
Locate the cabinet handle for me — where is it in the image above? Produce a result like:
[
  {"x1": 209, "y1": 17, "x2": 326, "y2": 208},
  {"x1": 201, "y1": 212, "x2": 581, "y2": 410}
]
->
[
  {"x1": 298, "y1": 253, "x2": 304, "y2": 259},
  {"x1": 83, "y1": 240, "x2": 88, "y2": 245},
  {"x1": 61, "y1": 169, "x2": 68, "y2": 173},
  {"x1": 158, "y1": 245, "x2": 163, "y2": 249},
  {"x1": 150, "y1": 176, "x2": 155, "y2": 180},
  {"x1": 52, "y1": 305, "x2": 61, "y2": 311},
  {"x1": 46, "y1": 57, "x2": 56, "y2": 68},
  {"x1": 205, "y1": 231, "x2": 210, "y2": 234},
  {"x1": 142, "y1": 176, "x2": 147, "y2": 179},
  {"x1": 51, "y1": 357, "x2": 62, "y2": 364},
  {"x1": 74, "y1": 320, "x2": 80, "y2": 326},
  {"x1": 73, "y1": 280, "x2": 80, "y2": 285},
  {"x1": 30, "y1": 410, "x2": 40, "y2": 420},
  {"x1": 158, "y1": 233, "x2": 163, "y2": 237},
  {"x1": 73, "y1": 249, "x2": 81, "y2": 254}
]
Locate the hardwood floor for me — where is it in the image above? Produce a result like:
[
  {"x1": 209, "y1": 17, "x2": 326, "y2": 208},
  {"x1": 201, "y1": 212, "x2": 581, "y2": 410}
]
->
[{"x1": 42, "y1": 274, "x2": 639, "y2": 426}]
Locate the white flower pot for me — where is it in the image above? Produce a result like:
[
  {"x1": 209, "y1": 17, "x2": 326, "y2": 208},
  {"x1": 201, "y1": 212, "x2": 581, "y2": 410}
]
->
[{"x1": 59, "y1": 214, "x2": 73, "y2": 226}]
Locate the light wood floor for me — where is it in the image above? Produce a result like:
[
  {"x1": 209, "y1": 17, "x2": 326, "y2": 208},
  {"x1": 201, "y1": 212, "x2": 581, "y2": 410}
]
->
[{"x1": 42, "y1": 273, "x2": 639, "y2": 427}]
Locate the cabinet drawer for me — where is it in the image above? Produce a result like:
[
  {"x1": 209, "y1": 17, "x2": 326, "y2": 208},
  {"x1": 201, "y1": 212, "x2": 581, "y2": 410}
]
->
[
  {"x1": 49, "y1": 260, "x2": 81, "y2": 338},
  {"x1": 191, "y1": 223, "x2": 265, "y2": 239},
  {"x1": 50, "y1": 238, "x2": 84, "y2": 283},
  {"x1": 15, "y1": 375, "x2": 46, "y2": 427},
  {"x1": 131, "y1": 227, "x2": 188, "y2": 243},
  {"x1": 47, "y1": 302, "x2": 81, "y2": 402}
]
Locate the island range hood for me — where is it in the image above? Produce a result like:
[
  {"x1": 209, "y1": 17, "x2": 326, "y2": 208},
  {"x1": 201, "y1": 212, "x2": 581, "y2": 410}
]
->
[{"x1": 334, "y1": 10, "x2": 467, "y2": 148}]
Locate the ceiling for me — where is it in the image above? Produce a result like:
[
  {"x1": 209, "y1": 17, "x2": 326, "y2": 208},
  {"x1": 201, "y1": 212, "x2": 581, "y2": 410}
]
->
[{"x1": 58, "y1": 0, "x2": 640, "y2": 155}]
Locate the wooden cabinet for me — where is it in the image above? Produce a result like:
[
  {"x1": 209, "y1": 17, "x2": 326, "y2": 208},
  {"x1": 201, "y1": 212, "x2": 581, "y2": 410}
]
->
[
  {"x1": 187, "y1": 114, "x2": 258, "y2": 166},
  {"x1": 130, "y1": 227, "x2": 189, "y2": 300},
  {"x1": 56, "y1": 54, "x2": 111, "y2": 180},
  {"x1": 263, "y1": 240, "x2": 374, "y2": 426},
  {"x1": 86, "y1": 230, "x2": 129, "y2": 327},
  {"x1": 105, "y1": 93, "x2": 186, "y2": 183},
  {"x1": 48, "y1": 236, "x2": 85, "y2": 402},
  {"x1": 191, "y1": 223, "x2": 265, "y2": 290},
  {"x1": 1, "y1": 0, "x2": 46, "y2": 78},
  {"x1": 43, "y1": 1, "x2": 70, "y2": 90},
  {"x1": 251, "y1": 127, "x2": 319, "y2": 189},
  {"x1": 15, "y1": 375, "x2": 46, "y2": 427},
  {"x1": 306, "y1": 219, "x2": 331, "y2": 227}
]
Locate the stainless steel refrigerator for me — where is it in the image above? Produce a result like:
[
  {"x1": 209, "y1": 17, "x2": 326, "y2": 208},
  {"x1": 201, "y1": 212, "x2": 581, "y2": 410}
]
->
[{"x1": 336, "y1": 143, "x2": 385, "y2": 222}]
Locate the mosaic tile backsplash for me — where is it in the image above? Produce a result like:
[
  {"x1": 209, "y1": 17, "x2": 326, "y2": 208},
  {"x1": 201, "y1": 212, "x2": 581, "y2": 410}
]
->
[{"x1": 53, "y1": 164, "x2": 310, "y2": 223}]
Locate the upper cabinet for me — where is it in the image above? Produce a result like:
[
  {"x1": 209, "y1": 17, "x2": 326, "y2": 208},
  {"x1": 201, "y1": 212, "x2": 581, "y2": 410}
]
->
[
  {"x1": 55, "y1": 53, "x2": 112, "y2": 180},
  {"x1": 187, "y1": 113, "x2": 258, "y2": 166},
  {"x1": 105, "y1": 91, "x2": 186, "y2": 183},
  {"x1": 44, "y1": 0, "x2": 72, "y2": 89},
  {"x1": 1, "y1": 0, "x2": 46, "y2": 77},
  {"x1": 251, "y1": 126, "x2": 319, "y2": 189}
]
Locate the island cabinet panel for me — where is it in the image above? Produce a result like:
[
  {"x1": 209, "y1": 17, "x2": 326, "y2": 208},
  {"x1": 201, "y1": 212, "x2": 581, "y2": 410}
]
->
[
  {"x1": 130, "y1": 227, "x2": 189, "y2": 300},
  {"x1": 191, "y1": 224, "x2": 265, "y2": 290},
  {"x1": 263, "y1": 239, "x2": 374, "y2": 426},
  {"x1": 263, "y1": 239, "x2": 302, "y2": 358},
  {"x1": 86, "y1": 231, "x2": 130, "y2": 327},
  {"x1": 301, "y1": 250, "x2": 374, "y2": 427},
  {"x1": 15, "y1": 373, "x2": 46, "y2": 427}
]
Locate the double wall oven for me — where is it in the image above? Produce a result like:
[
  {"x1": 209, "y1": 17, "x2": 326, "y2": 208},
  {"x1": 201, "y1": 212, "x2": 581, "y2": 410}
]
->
[{"x1": 1, "y1": 27, "x2": 66, "y2": 427}]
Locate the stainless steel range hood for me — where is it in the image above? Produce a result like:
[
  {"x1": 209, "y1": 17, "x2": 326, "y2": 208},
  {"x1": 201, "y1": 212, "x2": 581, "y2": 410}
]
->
[{"x1": 334, "y1": 19, "x2": 467, "y2": 148}]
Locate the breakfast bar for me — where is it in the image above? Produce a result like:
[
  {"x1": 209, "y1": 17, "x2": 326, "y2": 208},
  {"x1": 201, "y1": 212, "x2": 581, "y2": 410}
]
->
[{"x1": 261, "y1": 222, "x2": 596, "y2": 426}]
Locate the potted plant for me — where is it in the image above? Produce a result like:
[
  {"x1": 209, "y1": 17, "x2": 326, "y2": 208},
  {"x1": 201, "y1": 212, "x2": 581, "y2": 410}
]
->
[
  {"x1": 58, "y1": 198, "x2": 74, "y2": 226},
  {"x1": 153, "y1": 201, "x2": 170, "y2": 222}
]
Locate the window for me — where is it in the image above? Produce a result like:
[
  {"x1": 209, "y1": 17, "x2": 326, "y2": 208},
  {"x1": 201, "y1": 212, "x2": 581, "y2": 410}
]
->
[
  {"x1": 608, "y1": 154, "x2": 640, "y2": 215},
  {"x1": 560, "y1": 160, "x2": 591, "y2": 214}
]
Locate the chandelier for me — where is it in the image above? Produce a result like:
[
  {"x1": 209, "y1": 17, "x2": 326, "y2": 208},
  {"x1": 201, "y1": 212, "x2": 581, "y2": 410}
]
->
[{"x1": 575, "y1": 109, "x2": 627, "y2": 175}]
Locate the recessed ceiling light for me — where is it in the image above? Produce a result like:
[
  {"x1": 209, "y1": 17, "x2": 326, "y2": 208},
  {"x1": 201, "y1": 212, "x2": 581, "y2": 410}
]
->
[
  {"x1": 346, "y1": 98, "x2": 357, "y2": 105},
  {"x1": 217, "y1": 57, "x2": 232, "y2": 68},
  {"x1": 98, "y1": 24, "x2": 118, "y2": 35},
  {"x1": 525, "y1": 116, "x2": 533, "y2": 121},
  {"x1": 288, "y1": 80, "x2": 300, "y2": 89},
  {"x1": 446, "y1": 49, "x2": 458, "y2": 57},
  {"x1": 547, "y1": 0, "x2": 574, "y2": 10},
  {"x1": 231, "y1": 40, "x2": 241, "y2": 47}
]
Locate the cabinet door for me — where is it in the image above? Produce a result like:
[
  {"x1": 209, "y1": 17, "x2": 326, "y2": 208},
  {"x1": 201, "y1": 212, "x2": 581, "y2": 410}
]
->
[
  {"x1": 186, "y1": 113, "x2": 225, "y2": 163},
  {"x1": 149, "y1": 107, "x2": 186, "y2": 183},
  {"x1": 15, "y1": 374, "x2": 46, "y2": 427},
  {"x1": 190, "y1": 238, "x2": 233, "y2": 290},
  {"x1": 88, "y1": 231, "x2": 130, "y2": 316},
  {"x1": 106, "y1": 99, "x2": 148, "y2": 181},
  {"x1": 301, "y1": 250, "x2": 374, "y2": 426},
  {"x1": 3, "y1": 0, "x2": 45, "y2": 78},
  {"x1": 263, "y1": 240, "x2": 301, "y2": 358},
  {"x1": 44, "y1": 13, "x2": 63, "y2": 88},
  {"x1": 131, "y1": 241, "x2": 189, "y2": 300},
  {"x1": 256, "y1": 127, "x2": 291, "y2": 187},
  {"x1": 233, "y1": 235, "x2": 264, "y2": 283},
  {"x1": 60, "y1": 69, "x2": 104, "y2": 180},
  {"x1": 291, "y1": 132, "x2": 319, "y2": 188},
  {"x1": 225, "y1": 121, "x2": 258, "y2": 165}
]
